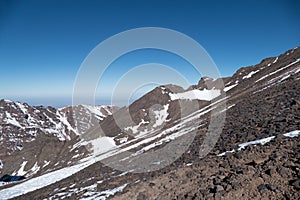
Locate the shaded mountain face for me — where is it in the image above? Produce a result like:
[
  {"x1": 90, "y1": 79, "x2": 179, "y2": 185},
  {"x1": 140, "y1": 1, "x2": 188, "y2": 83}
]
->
[
  {"x1": 0, "y1": 46, "x2": 299, "y2": 199},
  {"x1": 0, "y1": 102, "x2": 116, "y2": 178},
  {"x1": 99, "y1": 84, "x2": 222, "y2": 144}
]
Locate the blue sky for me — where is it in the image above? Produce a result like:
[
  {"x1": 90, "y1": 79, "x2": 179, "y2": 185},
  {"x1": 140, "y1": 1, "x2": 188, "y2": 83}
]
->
[{"x1": 0, "y1": 0, "x2": 299, "y2": 107}]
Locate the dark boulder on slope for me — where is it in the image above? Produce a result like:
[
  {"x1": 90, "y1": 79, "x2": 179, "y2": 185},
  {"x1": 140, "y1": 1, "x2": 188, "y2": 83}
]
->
[{"x1": 0, "y1": 174, "x2": 26, "y2": 182}]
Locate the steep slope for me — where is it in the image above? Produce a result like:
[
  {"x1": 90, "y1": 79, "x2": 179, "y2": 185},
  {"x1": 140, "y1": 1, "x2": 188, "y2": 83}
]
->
[
  {"x1": 0, "y1": 102, "x2": 116, "y2": 180},
  {"x1": 0, "y1": 46, "x2": 299, "y2": 199},
  {"x1": 100, "y1": 84, "x2": 220, "y2": 146}
]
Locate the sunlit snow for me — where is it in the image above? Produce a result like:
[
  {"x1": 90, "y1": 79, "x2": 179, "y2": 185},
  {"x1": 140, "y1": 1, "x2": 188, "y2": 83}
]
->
[
  {"x1": 153, "y1": 104, "x2": 169, "y2": 128},
  {"x1": 242, "y1": 70, "x2": 259, "y2": 79},
  {"x1": 169, "y1": 89, "x2": 221, "y2": 101},
  {"x1": 218, "y1": 130, "x2": 300, "y2": 156},
  {"x1": 283, "y1": 130, "x2": 300, "y2": 138},
  {"x1": 237, "y1": 136, "x2": 275, "y2": 150},
  {"x1": 224, "y1": 84, "x2": 238, "y2": 92}
]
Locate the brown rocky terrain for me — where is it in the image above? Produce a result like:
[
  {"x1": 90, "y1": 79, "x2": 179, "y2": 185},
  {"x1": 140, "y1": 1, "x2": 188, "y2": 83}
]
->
[{"x1": 0, "y1": 46, "x2": 299, "y2": 199}]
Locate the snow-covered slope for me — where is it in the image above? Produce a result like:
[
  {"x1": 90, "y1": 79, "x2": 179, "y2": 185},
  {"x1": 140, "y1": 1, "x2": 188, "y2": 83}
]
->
[
  {"x1": 0, "y1": 101, "x2": 115, "y2": 152},
  {"x1": 0, "y1": 102, "x2": 116, "y2": 179}
]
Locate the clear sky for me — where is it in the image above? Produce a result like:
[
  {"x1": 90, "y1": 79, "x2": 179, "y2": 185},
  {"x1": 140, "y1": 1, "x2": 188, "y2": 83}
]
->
[{"x1": 0, "y1": 0, "x2": 299, "y2": 107}]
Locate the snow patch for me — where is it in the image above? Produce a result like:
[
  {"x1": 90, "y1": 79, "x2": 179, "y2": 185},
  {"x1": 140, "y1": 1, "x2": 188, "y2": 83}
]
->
[
  {"x1": 56, "y1": 111, "x2": 78, "y2": 136},
  {"x1": 134, "y1": 124, "x2": 203, "y2": 156},
  {"x1": 256, "y1": 58, "x2": 300, "y2": 83},
  {"x1": 0, "y1": 159, "x2": 94, "y2": 199},
  {"x1": 27, "y1": 162, "x2": 40, "y2": 176},
  {"x1": 153, "y1": 104, "x2": 169, "y2": 128},
  {"x1": 218, "y1": 130, "x2": 300, "y2": 156},
  {"x1": 82, "y1": 137, "x2": 116, "y2": 155},
  {"x1": 283, "y1": 130, "x2": 300, "y2": 138},
  {"x1": 43, "y1": 161, "x2": 51, "y2": 168},
  {"x1": 82, "y1": 105, "x2": 106, "y2": 120},
  {"x1": 118, "y1": 136, "x2": 129, "y2": 144},
  {"x1": 5, "y1": 112, "x2": 22, "y2": 128},
  {"x1": 95, "y1": 183, "x2": 128, "y2": 200},
  {"x1": 169, "y1": 89, "x2": 221, "y2": 101},
  {"x1": 266, "y1": 62, "x2": 300, "y2": 83},
  {"x1": 242, "y1": 70, "x2": 259, "y2": 79},
  {"x1": 15, "y1": 102, "x2": 28, "y2": 114},
  {"x1": 224, "y1": 84, "x2": 237, "y2": 92},
  {"x1": 16, "y1": 145, "x2": 23, "y2": 151},
  {"x1": 124, "y1": 119, "x2": 149, "y2": 134},
  {"x1": 238, "y1": 136, "x2": 275, "y2": 150},
  {"x1": 161, "y1": 86, "x2": 168, "y2": 94},
  {"x1": 15, "y1": 161, "x2": 28, "y2": 176},
  {"x1": 217, "y1": 149, "x2": 235, "y2": 157}
]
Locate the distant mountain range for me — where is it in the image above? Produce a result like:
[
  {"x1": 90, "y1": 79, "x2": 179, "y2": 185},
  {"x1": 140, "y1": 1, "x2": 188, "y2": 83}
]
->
[
  {"x1": 0, "y1": 102, "x2": 116, "y2": 178},
  {"x1": 0, "y1": 46, "x2": 299, "y2": 199}
]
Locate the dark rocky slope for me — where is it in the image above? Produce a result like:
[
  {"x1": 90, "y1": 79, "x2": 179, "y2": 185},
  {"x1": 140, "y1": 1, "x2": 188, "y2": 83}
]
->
[{"x1": 1, "y1": 46, "x2": 299, "y2": 199}]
